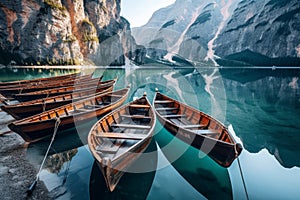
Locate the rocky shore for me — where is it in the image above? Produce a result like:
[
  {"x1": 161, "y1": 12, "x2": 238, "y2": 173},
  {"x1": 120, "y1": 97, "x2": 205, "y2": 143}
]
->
[{"x1": 0, "y1": 110, "x2": 51, "y2": 200}]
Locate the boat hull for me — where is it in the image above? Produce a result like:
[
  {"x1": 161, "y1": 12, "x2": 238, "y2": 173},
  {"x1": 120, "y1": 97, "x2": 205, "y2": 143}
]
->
[
  {"x1": 153, "y1": 91, "x2": 242, "y2": 168},
  {"x1": 156, "y1": 114, "x2": 242, "y2": 168},
  {"x1": 1, "y1": 85, "x2": 114, "y2": 119},
  {"x1": 8, "y1": 88, "x2": 129, "y2": 143}
]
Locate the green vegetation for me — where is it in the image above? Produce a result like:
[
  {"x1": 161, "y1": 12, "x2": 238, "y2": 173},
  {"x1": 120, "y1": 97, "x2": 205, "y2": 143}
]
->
[
  {"x1": 83, "y1": 34, "x2": 99, "y2": 42},
  {"x1": 44, "y1": 0, "x2": 67, "y2": 16},
  {"x1": 45, "y1": 56, "x2": 80, "y2": 65},
  {"x1": 63, "y1": 35, "x2": 77, "y2": 43},
  {"x1": 82, "y1": 18, "x2": 94, "y2": 27},
  {"x1": 81, "y1": 19, "x2": 99, "y2": 42}
]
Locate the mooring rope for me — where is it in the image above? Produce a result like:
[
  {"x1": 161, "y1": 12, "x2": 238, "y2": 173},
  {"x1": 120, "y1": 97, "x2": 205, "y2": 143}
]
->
[
  {"x1": 42, "y1": 99, "x2": 46, "y2": 112},
  {"x1": 237, "y1": 157, "x2": 249, "y2": 200},
  {"x1": 27, "y1": 117, "x2": 61, "y2": 195}
]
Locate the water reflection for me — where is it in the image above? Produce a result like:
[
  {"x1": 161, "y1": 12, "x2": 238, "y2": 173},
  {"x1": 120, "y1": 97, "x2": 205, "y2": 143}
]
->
[
  {"x1": 45, "y1": 149, "x2": 78, "y2": 174},
  {"x1": 2, "y1": 66, "x2": 300, "y2": 199},
  {"x1": 89, "y1": 140, "x2": 157, "y2": 200},
  {"x1": 154, "y1": 122, "x2": 232, "y2": 199},
  {"x1": 0, "y1": 67, "x2": 79, "y2": 82},
  {"x1": 221, "y1": 69, "x2": 300, "y2": 168}
]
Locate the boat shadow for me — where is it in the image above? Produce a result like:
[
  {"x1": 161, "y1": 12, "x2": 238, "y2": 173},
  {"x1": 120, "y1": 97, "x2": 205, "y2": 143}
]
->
[
  {"x1": 89, "y1": 139, "x2": 158, "y2": 200},
  {"x1": 154, "y1": 122, "x2": 233, "y2": 200}
]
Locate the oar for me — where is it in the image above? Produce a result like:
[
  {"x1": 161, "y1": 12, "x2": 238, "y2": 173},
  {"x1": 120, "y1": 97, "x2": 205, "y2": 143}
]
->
[{"x1": 27, "y1": 117, "x2": 61, "y2": 195}]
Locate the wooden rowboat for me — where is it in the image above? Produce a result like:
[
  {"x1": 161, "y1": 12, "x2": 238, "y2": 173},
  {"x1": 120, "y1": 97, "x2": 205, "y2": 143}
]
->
[
  {"x1": 8, "y1": 87, "x2": 130, "y2": 143},
  {"x1": 0, "y1": 72, "x2": 81, "y2": 87},
  {"x1": 0, "y1": 74, "x2": 93, "y2": 90},
  {"x1": 1, "y1": 79, "x2": 116, "y2": 119},
  {"x1": 88, "y1": 93, "x2": 155, "y2": 192},
  {"x1": 13, "y1": 78, "x2": 112, "y2": 102},
  {"x1": 153, "y1": 90, "x2": 242, "y2": 168},
  {"x1": 0, "y1": 75, "x2": 97, "y2": 98}
]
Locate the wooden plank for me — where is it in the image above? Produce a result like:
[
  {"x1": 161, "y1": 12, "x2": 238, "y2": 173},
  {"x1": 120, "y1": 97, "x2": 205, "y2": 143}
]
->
[
  {"x1": 111, "y1": 123, "x2": 151, "y2": 129},
  {"x1": 107, "y1": 94, "x2": 123, "y2": 98},
  {"x1": 96, "y1": 132, "x2": 145, "y2": 140},
  {"x1": 193, "y1": 129, "x2": 219, "y2": 135},
  {"x1": 96, "y1": 141, "x2": 121, "y2": 153},
  {"x1": 180, "y1": 124, "x2": 207, "y2": 129},
  {"x1": 121, "y1": 115, "x2": 152, "y2": 120},
  {"x1": 129, "y1": 104, "x2": 150, "y2": 109},
  {"x1": 156, "y1": 107, "x2": 179, "y2": 111},
  {"x1": 162, "y1": 114, "x2": 186, "y2": 119},
  {"x1": 154, "y1": 100, "x2": 173, "y2": 104}
]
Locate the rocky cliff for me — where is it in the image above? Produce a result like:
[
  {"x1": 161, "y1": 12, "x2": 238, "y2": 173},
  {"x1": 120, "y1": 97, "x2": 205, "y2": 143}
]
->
[
  {"x1": 215, "y1": 0, "x2": 300, "y2": 66},
  {"x1": 0, "y1": 0, "x2": 145, "y2": 66},
  {"x1": 133, "y1": 0, "x2": 300, "y2": 66}
]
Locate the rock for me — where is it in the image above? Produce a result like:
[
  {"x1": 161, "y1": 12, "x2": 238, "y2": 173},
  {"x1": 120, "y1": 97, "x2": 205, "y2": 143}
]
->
[
  {"x1": 0, "y1": 0, "x2": 143, "y2": 66},
  {"x1": 133, "y1": 0, "x2": 300, "y2": 66},
  {"x1": 0, "y1": 165, "x2": 9, "y2": 176}
]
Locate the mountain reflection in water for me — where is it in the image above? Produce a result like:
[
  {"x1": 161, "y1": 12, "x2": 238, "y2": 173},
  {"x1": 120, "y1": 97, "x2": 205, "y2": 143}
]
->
[{"x1": 1, "y1": 66, "x2": 300, "y2": 199}]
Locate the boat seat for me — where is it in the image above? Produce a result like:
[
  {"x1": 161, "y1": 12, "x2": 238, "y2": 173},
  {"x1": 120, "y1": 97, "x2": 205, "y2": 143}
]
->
[
  {"x1": 96, "y1": 132, "x2": 146, "y2": 140},
  {"x1": 156, "y1": 107, "x2": 179, "y2": 111},
  {"x1": 111, "y1": 124, "x2": 151, "y2": 129},
  {"x1": 129, "y1": 104, "x2": 150, "y2": 109},
  {"x1": 154, "y1": 100, "x2": 173, "y2": 104},
  {"x1": 162, "y1": 114, "x2": 186, "y2": 119},
  {"x1": 180, "y1": 124, "x2": 207, "y2": 129},
  {"x1": 121, "y1": 115, "x2": 152, "y2": 120},
  {"x1": 193, "y1": 129, "x2": 219, "y2": 136}
]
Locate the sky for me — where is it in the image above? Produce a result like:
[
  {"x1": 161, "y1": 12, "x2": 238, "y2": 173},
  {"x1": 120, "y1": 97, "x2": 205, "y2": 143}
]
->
[{"x1": 120, "y1": 0, "x2": 176, "y2": 28}]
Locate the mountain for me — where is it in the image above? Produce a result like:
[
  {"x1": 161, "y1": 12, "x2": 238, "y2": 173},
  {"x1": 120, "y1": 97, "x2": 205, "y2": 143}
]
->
[
  {"x1": 0, "y1": 0, "x2": 145, "y2": 66},
  {"x1": 215, "y1": 0, "x2": 300, "y2": 66},
  {"x1": 133, "y1": 0, "x2": 300, "y2": 66}
]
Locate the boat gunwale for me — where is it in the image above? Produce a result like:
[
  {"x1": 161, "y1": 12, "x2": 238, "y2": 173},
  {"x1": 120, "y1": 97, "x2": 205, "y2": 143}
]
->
[
  {"x1": 88, "y1": 95, "x2": 155, "y2": 164},
  {"x1": 153, "y1": 91, "x2": 237, "y2": 146},
  {"x1": 10, "y1": 87, "x2": 130, "y2": 125}
]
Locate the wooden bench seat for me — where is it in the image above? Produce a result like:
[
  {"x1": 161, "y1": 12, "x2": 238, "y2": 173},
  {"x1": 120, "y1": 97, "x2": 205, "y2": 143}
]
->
[
  {"x1": 129, "y1": 104, "x2": 150, "y2": 109},
  {"x1": 96, "y1": 132, "x2": 146, "y2": 140},
  {"x1": 180, "y1": 124, "x2": 207, "y2": 129},
  {"x1": 193, "y1": 129, "x2": 219, "y2": 136},
  {"x1": 111, "y1": 124, "x2": 151, "y2": 129},
  {"x1": 154, "y1": 100, "x2": 173, "y2": 104},
  {"x1": 162, "y1": 114, "x2": 186, "y2": 119},
  {"x1": 121, "y1": 115, "x2": 152, "y2": 120},
  {"x1": 156, "y1": 107, "x2": 179, "y2": 111}
]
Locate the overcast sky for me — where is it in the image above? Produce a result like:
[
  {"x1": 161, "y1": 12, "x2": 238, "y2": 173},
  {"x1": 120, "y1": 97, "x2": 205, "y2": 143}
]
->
[{"x1": 121, "y1": 0, "x2": 176, "y2": 28}]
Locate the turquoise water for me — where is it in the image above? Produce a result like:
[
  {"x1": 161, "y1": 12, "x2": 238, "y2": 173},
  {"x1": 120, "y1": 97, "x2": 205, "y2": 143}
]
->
[{"x1": 1, "y1": 66, "x2": 300, "y2": 199}]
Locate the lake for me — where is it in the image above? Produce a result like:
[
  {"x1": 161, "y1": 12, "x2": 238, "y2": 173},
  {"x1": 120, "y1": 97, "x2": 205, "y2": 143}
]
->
[{"x1": 1, "y1": 66, "x2": 300, "y2": 199}]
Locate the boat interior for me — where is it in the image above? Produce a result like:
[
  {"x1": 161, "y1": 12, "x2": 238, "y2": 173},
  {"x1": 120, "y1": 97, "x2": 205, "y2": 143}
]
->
[
  {"x1": 90, "y1": 97, "x2": 153, "y2": 160},
  {"x1": 154, "y1": 93, "x2": 232, "y2": 142}
]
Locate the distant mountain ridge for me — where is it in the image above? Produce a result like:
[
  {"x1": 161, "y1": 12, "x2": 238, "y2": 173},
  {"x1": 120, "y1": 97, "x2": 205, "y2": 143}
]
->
[{"x1": 133, "y1": 0, "x2": 300, "y2": 66}]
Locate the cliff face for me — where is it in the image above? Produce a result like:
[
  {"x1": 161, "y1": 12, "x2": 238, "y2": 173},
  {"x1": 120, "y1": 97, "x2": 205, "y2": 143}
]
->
[
  {"x1": 0, "y1": 0, "x2": 144, "y2": 66},
  {"x1": 132, "y1": 0, "x2": 238, "y2": 63},
  {"x1": 215, "y1": 0, "x2": 300, "y2": 64},
  {"x1": 133, "y1": 0, "x2": 300, "y2": 66}
]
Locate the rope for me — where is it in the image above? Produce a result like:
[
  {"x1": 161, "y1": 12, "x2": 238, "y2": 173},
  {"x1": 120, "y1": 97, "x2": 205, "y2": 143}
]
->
[
  {"x1": 27, "y1": 117, "x2": 61, "y2": 195},
  {"x1": 42, "y1": 99, "x2": 46, "y2": 112},
  {"x1": 237, "y1": 157, "x2": 249, "y2": 200}
]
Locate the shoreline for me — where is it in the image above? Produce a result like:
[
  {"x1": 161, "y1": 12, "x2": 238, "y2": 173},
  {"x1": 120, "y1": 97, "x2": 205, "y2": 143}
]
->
[{"x1": 0, "y1": 111, "x2": 51, "y2": 200}]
